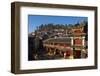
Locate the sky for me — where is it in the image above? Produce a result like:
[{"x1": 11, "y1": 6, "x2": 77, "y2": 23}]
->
[{"x1": 28, "y1": 15, "x2": 88, "y2": 33}]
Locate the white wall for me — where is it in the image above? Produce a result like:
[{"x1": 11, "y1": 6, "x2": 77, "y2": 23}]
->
[{"x1": 0, "y1": 0, "x2": 100, "y2": 76}]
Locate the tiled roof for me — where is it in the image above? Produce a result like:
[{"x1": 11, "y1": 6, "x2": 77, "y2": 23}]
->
[{"x1": 44, "y1": 37, "x2": 71, "y2": 44}]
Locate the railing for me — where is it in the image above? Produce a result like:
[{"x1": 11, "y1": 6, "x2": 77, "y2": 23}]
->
[{"x1": 43, "y1": 44, "x2": 71, "y2": 51}]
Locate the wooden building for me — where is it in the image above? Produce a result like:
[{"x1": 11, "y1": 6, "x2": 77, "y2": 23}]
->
[{"x1": 43, "y1": 25, "x2": 87, "y2": 59}]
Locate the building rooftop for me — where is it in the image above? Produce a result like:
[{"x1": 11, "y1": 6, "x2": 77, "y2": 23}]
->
[{"x1": 43, "y1": 37, "x2": 71, "y2": 44}]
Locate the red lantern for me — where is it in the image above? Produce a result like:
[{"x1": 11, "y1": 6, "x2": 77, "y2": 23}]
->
[{"x1": 66, "y1": 50, "x2": 71, "y2": 56}]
